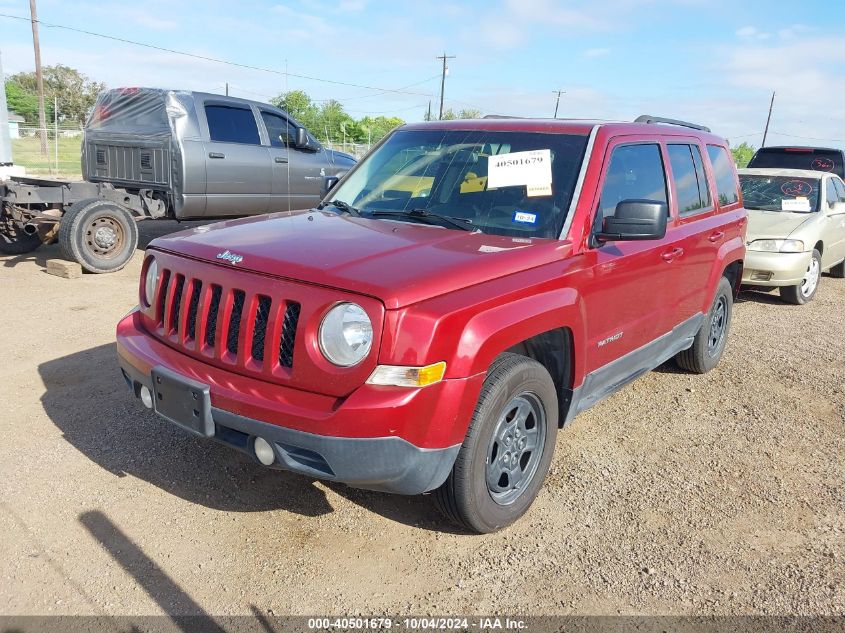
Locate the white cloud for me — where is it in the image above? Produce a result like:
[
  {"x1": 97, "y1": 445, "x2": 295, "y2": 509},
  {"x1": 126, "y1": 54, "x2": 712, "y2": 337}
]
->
[
  {"x1": 736, "y1": 26, "x2": 771, "y2": 40},
  {"x1": 584, "y1": 48, "x2": 611, "y2": 58}
]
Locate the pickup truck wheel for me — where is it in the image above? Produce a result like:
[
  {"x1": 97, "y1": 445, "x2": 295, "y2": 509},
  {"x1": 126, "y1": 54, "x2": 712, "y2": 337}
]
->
[
  {"x1": 780, "y1": 249, "x2": 822, "y2": 304},
  {"x1": 675, "y1": 276, "x2": 733, "y2": 374},
  {"x1": 59, "y1": 199, "x2": 138, "y2": 273},
  {"x1": 0, "y1": 223, "x2": 42, "y2": 255},
  {"x1": 433, "y1": 353, "x2": 558, "y2": 533}
]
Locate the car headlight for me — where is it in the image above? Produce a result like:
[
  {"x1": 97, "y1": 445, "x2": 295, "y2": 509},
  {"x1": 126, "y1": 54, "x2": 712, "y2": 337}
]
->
[
  {"x1": 747, "y1": 239, "x2": 805, "y2": 253},
  {"x1": 318, "y1": 303, "x2": 373, "y2": 367},
  {"x1": 143, "y1": 256, "x2": 158, "y2": 306}
]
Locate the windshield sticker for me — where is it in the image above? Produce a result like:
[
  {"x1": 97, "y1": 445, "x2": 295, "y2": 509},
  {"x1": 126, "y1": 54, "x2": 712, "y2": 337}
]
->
[
  {"x1": 811, "y1": 157, "x2": 835, "y2": 172},
  {"x1": 487, "y1": 149, "x2": 552, "y2": 190},
  {"x1": 527, "y1": 183, "x2": 553, "y2": 197},
  {"x1": 781, "y1": 180, "x2": 813, "y2": 197},
  {"x1": 513, "y1": 211, "x2": 538, "y2": 224},
  {"x1": 782, "y1": 198, "x2": 812, "y2": 212}
]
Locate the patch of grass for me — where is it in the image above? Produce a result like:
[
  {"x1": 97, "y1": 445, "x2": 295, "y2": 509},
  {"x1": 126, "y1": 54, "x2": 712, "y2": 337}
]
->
[{"x1": 11, "y1": 134, "x2": 82, "y2": 179}]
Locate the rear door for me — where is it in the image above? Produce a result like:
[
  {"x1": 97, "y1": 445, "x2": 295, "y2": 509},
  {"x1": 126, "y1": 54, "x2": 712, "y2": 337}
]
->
[
  {"x1": 825, "y1": 176, "x2": 845, "y2": 265},
  {"x1": 202, "y1": 102, "x2": 270, "y2": 216},
  {"x1": 260, "y1": 110, "x2": 327, "y2": 212},
  {"x1": 581, "y1": 138, "x2": 678, "y2": 375}
]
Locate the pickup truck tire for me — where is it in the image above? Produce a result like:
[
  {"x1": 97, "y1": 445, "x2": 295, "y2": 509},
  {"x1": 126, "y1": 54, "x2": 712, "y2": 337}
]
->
[
  {"x1": 0, "y1": 227, "x2": 42, "y2": 255},
  {"x1": 59, "y1": 199, "x2": 138, "y2": 274},
  {"x1": 675, "y1": 276, "x2": 733, "y2": 374},
  {"x1": 433, "y1": 353, "x2": 558, "y2": 533},
  {"x1": 780, "y1": 249, "x2": 822, "y2": 305}
]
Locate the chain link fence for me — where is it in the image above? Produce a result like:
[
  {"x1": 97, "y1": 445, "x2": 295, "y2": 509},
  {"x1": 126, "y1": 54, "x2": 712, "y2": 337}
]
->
[
  {"x1": 324, "y1": 142, "x2": 372, "y2": 159},
  {"x1": 11, "y1": 125, "x2": 84, "y2": 179}
]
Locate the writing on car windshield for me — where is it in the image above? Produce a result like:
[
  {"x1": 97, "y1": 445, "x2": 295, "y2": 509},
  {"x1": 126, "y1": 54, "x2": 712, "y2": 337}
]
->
[
  {"x1": 739, "y1": 175, "x2": 820, "y2": 213},
  {"x1": 327, "y1": 129, "x2": 589, "y2": 238}
]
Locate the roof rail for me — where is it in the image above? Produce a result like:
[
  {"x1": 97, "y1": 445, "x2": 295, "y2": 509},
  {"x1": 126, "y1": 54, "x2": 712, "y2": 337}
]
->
[
  {"x1": 634, "y1": 115, "x2": 711, "y2": 133},
  {"x1": 482, "y1": 114, "x2": 522, "y2": 119}
]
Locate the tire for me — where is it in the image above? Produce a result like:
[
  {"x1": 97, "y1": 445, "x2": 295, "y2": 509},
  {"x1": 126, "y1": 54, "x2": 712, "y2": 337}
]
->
[
  {"x1": 433, "y1": 353, "x2": 559, "y2": 533},
  {"x1": 829, "y1": 258, "x2": 845, "y2": 279},
  {"x1": 0, "y1": 227, "x2": 42, "y2": 255},
  {"x1": 58, "y1": 199, "x2": 138, "y2": 273},
  {"x1": 780, "y1": 249, "x2": 822, "y2": 305},
  {"x1": 675, "y1": 276, "x2": 733, "y2": 374}
]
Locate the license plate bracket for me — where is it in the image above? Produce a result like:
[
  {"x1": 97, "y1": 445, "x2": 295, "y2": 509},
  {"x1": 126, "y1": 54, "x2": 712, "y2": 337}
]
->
[{"x1": 150, "y1": 366, "x2": 214, "y2": 437}]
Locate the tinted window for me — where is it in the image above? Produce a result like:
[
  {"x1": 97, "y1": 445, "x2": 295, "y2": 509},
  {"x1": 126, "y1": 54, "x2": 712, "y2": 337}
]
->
[
  {"x1": 826, "y1": 178, "x2": 839, "y2": 207},
  {"x1": 261, "y1": 111, "x2": 296, "y2": 148},
  {"x1": 748, "y1": 147, "x2": 844, "y2": 179},
  {"x1": 205, "y1": 105, "x2": 260, "y2": 144},
  {"x1": 833, "y1": 177, "x2": 845, "y2": 202},
  {"x1": 690, "y1": 145, "x2": 711, "y2": 208},
  {"x1": 706, "y1": 145, "x2": 740, "y2": 206},
  {"x1": 597, "y1": 144, "x2": 668, "y2": 223},
  {"x1": 668, "y1": 144, "x2": 709, "y2": 215}
]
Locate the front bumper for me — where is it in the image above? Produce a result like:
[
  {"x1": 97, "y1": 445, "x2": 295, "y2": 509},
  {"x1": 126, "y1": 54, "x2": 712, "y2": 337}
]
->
[
  {"x1": 117, "y1": 310, "x2": 483, "y2": 495},
  {"x1": 741, "y1": 250, "x2": 812, "y2": 287}
]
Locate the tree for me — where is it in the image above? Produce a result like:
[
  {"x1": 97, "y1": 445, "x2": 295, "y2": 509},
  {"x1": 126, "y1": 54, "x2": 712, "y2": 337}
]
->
[
  {"x1": 731, "y1": 142, "x2": 756, "y2": 168},
  {"x1": 458, "y1": 108, "x2": 482, "y2": 119},
  {"x1": 9, "y1": 65, "x2": 103, "y2": 125},
  {"x1": 4, "y1": 79, "x2": 48, "y2": 123},
  {"x1": 270, "y1": 90, "x2": 319, "y2": 130},
  {"x1": 358, "y1": 116, "x2": 403, "y2": 143}
]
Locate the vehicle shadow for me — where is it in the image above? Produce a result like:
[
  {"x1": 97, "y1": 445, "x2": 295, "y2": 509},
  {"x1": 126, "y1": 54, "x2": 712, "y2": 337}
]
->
[
  {"x1": 38, "y1": 343, "x2": 459, "y2": 532},
  {"x1": 736, "y1": 287, "x2": 785, "y2": 305},
  {"x1": 0, "y1": 242, "x2": 59, "y2": 269}
]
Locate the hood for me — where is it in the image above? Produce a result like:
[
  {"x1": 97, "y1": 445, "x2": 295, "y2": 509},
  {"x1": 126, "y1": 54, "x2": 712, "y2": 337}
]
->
[
  {"x1": 746, "y1": 210, "x2": 817, "y2": 241},
  {"x1": 327, "y1": 149, "x2": 357, "y2": 166},
  {"x1": 149, "y1": 211, "x2": 571, "y2": 309}
]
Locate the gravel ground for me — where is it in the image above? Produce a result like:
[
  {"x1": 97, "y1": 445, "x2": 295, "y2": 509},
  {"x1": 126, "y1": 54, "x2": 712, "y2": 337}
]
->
[{"x1": 1, "y1": 222, "x2": 843, "y2": 618}]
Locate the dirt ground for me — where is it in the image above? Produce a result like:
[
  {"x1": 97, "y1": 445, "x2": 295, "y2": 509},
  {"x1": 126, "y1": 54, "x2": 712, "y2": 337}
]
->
[{"x1": 1, "y1": 222, "x2": 843, "y2": 618}]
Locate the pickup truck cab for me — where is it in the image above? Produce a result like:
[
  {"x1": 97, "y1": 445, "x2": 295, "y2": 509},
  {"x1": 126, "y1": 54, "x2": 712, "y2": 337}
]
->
[{"x1": 116, "y1": 116, "x2": 747, "y2": 533}]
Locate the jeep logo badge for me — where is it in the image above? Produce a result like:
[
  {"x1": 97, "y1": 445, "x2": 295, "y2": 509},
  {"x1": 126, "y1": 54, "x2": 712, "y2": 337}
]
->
[{"x1": 216, "y1": 250, "x2": 243, "y2": 265}]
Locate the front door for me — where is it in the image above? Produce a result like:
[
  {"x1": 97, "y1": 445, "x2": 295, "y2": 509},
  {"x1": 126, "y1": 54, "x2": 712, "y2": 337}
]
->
[{"x1": 202, "y1": 103, "x2": 270, "y2": 217}]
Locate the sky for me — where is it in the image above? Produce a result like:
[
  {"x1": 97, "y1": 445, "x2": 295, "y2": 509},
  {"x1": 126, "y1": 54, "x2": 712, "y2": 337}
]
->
[{"x1": 1, "y1": 0, "x2": 844, "y2": 149}]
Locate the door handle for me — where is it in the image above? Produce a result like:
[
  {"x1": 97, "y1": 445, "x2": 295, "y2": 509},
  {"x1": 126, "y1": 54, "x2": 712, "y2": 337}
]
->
[
  {"x1": 661, "y1": 247, "x2": 684, "y2": 262},
  {"x1": 208, "y1": 152, "x2": 225, "y2": 159},
  {"x1": 275, "y1": 156, "x2": 289, "y2": 164},
  {"x1": 708, "y1": 231, "x2": 725, "y2": 242}
]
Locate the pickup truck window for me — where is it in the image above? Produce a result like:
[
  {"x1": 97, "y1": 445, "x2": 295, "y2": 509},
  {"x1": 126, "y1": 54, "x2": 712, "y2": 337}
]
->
[
  {"x1": 261, "y1": 111, "x2": 296, "y2": 148},
  {"x1": 706, "y1": 145, "x2": 740, "y2": 206},
  {"x1": 668, "y1": 144, "x2": 710, "y2": 216},
  {"x1": 596, "y1": 143, "x2": 668, "y2": 226},
  {"x1": 205, "y1": 105, "x2": 261, "y2": 145},
  {"x1": 328, "y1": 129, "x2": 589, "y2": 239}
]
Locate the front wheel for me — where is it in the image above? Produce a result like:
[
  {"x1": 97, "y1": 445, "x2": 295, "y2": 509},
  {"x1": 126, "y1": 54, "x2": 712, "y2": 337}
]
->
[
  {"x1": 780, "y1": 249, "x2": 822, "y2": 305},
  {"x1": 675, "y1": 276, "x2": 733, "y2": 374},
  {"x1": 58, "y1": 199, "x2": 139, "y2": 273},
  {"x1": 433, "y1": 353, "x2": 559, "y2": 533}
]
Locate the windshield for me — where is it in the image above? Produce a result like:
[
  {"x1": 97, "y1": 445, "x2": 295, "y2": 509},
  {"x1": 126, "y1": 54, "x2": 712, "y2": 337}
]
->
[
  {"x1": 328, "y1": 129, "x2": 589, "y2": 239},
  {"x1": 748, "y1": 148, "x2": 844, "y2": 179},
  {"x1": 739, "y1": 175, "x2": 820, "y2": 213}
]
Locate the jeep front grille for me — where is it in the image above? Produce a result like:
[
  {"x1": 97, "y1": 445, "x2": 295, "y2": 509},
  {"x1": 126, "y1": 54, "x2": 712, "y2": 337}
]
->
[{"x1": 153, "y1": 268, "x2": 300, "y2": 371}]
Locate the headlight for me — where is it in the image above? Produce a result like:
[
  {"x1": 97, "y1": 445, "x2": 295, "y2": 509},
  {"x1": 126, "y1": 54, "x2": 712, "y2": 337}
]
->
[
  {"x1": 143, "y1": 256, "x2": 158, "y2": 306},
  {"x1": 747, "y1": 239, "x2": 805, "y2": 253},
  {"x1": 318, "y1": 303, "x2": 373, "y2": 367}
]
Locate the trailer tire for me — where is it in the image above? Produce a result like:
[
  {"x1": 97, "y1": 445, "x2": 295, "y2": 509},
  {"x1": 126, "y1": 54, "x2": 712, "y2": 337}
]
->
[{"x1": 59, "y1": 199, "x2": 138, "y2": 273}]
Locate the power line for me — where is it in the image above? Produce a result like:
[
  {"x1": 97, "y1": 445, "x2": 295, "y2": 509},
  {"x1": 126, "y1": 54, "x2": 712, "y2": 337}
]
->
[
  {"x1": 769, "y1": 131, "x2": 845, "y2": 144},
  {"x1": 0, "y1": 12, "x2": 437, "y2": 98}
]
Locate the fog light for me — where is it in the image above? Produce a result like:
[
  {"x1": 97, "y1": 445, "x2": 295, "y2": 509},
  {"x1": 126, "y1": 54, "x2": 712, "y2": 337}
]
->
[
  {"x1": 254, "y1": 437, "x2": 276, "y2": 466},
  {"x1": 140, "y1": 385, "x2": 153, "y2": 409},
  {"x1": 751, "y1": 271, "x2": 773, "y2": 282}
]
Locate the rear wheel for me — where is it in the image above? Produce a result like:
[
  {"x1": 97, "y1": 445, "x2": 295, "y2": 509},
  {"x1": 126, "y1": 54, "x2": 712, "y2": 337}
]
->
[
  {"x1": 58, "y1": 199, "x2": 138, "y2": 273},
  {"x1": 675, "y1": 276, "x2": 733, "y2": 374},
  {"x1": 433, "y1": 353, "x2": 558, "y2": 533},
  {"x1": 780, "y1": 249, "x2": 822, "y2": 305},
  {"x1": 0, "y1": 209, "x2": 42, "y2": 255}
]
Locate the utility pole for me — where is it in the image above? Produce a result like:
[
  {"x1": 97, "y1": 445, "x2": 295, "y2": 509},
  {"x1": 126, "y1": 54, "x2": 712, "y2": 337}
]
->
[
  {"x1": 437, "y1": 53, "x2": 455, "y2": 120},
  {"x1": 426, "y1": 100, "x2": 431, "y2": 122},
  {"x1": 225, "y1": 82, "x2": 229, "y2": 96},
  {"x1": 761, "y1": 91, "x2": 776, "y2": 148},
  {"x1": 553, "y1": 89, "x2": 565, "y2": 118},
  {"x1": 29, "y1": 0, "x2": 48, "y2": 156}
]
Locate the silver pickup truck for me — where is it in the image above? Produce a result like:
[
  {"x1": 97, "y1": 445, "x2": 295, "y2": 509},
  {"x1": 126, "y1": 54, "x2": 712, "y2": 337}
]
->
[{"x1": 0, "y1": 88, "x2": 356, "y2": 272}]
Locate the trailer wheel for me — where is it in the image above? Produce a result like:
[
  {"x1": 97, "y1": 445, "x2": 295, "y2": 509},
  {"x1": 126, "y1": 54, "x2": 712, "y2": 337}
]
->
[{"x1": 59, "y1": 199, "x2": 138, "y2": 273}]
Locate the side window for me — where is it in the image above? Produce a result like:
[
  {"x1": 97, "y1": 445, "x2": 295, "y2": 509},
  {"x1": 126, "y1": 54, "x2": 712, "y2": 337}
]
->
[
  {"x1": 668, "y1": 144, "x2": 709, "y2": 215},
  {"x1": 706, "y1": 145, "x2": 740, "y2": 206},
  {"x1": 832, "y1": 177, "x2": 845, "y2": 203},
  {"x1": 205, "y1": 105, "x2": 260, "y2": 145},
  {"x1": 826, "y1": 178, "x2": 840, "y2": 207},
  {"x1": 596, "y1": 143, "x2": 668, "y2": 226},
  {"x1": 261, "y1": 111, "x2": 296, "y2": 148},
  {"x1": 690, "y1": 145, "x2": 712, "y2": 208}
]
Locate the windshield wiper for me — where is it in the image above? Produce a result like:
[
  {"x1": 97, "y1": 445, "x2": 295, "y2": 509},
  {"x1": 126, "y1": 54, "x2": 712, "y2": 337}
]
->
[
  {"x1": 317, "y1": 199, "x2": 361, "y2": 217},
  {"x1": 368, "y1": 208, "x2": 478, "y2": 232}
]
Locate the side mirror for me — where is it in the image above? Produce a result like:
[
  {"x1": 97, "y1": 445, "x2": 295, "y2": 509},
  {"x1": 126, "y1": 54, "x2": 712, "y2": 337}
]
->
[
  {"x1": 320, "y1": 175, "x2": 340, "y2": 198},
  {"x1": 595, "y1": 199, "x2": 668, "y2": 242},
  {"x1": 295, "y1": 127, "x2": 317, "y2": 151}
]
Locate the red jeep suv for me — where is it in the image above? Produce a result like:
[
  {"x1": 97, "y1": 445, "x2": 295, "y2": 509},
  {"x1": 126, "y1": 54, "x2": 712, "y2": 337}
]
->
[{"x1": 116, "y1": 116, "x2": 746, "y2": 533}]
